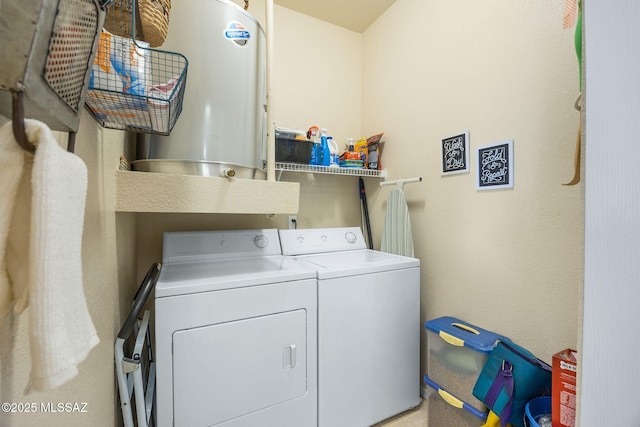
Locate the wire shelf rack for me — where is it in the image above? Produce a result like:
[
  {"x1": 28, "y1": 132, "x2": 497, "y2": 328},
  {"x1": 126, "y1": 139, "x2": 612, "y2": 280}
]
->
[{"x1": 274, "y1": 162, "x2": 387, "y2": 179}]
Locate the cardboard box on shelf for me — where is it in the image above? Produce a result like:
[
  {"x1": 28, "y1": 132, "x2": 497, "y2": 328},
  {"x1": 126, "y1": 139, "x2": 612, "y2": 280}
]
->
[{"x1": 552, "y1": 348, "x2": 577, "y2": 427}]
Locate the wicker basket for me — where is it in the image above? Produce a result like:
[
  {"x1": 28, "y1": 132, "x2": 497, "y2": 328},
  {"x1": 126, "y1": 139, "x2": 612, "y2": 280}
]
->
[{"x1": 103, "y1": 0, "x2": 170, "y2": 47}]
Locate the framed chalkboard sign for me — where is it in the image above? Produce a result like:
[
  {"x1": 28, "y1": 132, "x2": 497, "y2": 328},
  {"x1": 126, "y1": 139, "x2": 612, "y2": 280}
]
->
[
  {"x1": 441, "y1": 131, "x2": 470, "y2": 175},
  {"x1": 476, "y1": 140, "x2": 514, "y2": 190}
]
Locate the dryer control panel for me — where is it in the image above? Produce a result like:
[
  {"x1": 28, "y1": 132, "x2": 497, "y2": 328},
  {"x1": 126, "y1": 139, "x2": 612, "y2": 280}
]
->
[
  {"x1": 163, "y1": 229, "x2": 281, "y2": 263},
  {"x1": 280, "y1": 227, "x2": 367, "y2": 256}
]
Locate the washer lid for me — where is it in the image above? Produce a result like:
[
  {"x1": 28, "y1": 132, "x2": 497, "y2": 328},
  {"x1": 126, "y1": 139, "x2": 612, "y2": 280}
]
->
[
  {"x1": 293, "y1": 249, "x2": 419, "y2": 279},
  {"x1": 155, "y1": 255, "x2": 316, "y2": 298}
]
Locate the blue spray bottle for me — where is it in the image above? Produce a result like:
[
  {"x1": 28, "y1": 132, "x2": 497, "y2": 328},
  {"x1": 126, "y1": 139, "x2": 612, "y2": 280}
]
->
[
  {"x1": 320, "y1": 128, "x2": 330, "y2": 166},
  {"x1": 310, "y1": 140, "x2": 320, "y2": 165}
]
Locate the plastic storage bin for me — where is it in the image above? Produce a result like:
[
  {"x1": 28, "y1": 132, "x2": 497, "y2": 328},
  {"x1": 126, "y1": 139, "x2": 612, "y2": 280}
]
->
[
  {"x1": 424, "y1": 376, "x2": 488, "y2": 427},
  {"x1": 425, "y1": 316, "x2": 510, "y2": 412},
  {"x1": 275, "y1": 137, "x2": 313, "y2": 164}
]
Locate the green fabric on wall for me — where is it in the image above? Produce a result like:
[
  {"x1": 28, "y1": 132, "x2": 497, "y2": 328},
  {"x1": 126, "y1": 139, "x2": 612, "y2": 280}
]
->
[{"x1": 576, "y1": 0, "x2": 583, "y2": 90}]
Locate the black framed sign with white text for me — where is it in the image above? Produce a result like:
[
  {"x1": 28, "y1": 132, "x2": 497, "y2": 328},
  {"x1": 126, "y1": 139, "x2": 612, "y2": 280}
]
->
[
  {"x1": 476, "y1": 140, "x2": 514, "y2": 190},
  {"x1": 441, "y1": 131, "x2": 470, "y2": 175}
]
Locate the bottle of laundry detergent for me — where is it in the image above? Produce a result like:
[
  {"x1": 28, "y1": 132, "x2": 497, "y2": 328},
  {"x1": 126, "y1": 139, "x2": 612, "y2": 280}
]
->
[
  {"x1": 308, "y1": 125, "x2": 321, "y2": 165},
  {"x1": 320, "y1": 128, "x2": 330, "y2": 166},
  {"x1": 327, "y1": 136, "x2": 339, "y2": 167}
]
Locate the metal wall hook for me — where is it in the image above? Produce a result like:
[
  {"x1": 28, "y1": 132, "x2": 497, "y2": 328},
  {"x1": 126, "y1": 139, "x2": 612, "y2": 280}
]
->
[
  {"x1": 11, "y1": 89, "x2": 77, "y2": 154},
  {"x1": 67, "y1": 132, "x2": 77, "y2": 153},
  {"x1": 11, "y1": 90, "x2": 36, "y2": 154}
]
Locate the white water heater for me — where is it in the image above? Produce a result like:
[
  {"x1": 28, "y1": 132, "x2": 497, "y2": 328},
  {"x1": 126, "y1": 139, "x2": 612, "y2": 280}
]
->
[{"x1": 132, "y1": 0, "x2": 266, "y2": 179}]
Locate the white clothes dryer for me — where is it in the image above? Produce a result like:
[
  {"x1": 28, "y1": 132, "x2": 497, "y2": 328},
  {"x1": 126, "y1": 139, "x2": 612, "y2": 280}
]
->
[
  {"x1": 279, "y1": 227, "x2": 421, "y2": 427},
  {"x1": 155, "y1": 229, "x2": 317, "y2": 427}
]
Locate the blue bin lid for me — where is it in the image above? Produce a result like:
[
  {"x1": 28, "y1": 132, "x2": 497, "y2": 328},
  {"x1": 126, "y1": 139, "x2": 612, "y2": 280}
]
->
[
  {"x1": 423, "y1": 375, "x2": 488, "y2": 421},
  {"x1": 424, "y1": 316, "x2": 510, "y2": 353}
]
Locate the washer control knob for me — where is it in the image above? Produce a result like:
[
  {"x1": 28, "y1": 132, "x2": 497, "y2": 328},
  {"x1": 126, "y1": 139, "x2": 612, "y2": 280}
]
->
[
  {"x1": 345, "y1": 231, "x2": 357, "y2": 244},
  {"x1": 297, "y1": 236, "x2": 305, "y2": 244},
  {"x1": 321, "y1": 234, "x2": 328, "y2": 242},
  {"x1": 254, "y1": 234, "x2": 269, "y2": 248}
]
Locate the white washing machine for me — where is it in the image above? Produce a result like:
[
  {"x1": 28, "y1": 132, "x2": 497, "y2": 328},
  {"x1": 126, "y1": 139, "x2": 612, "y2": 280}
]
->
[
  {"x1": 155, "y1": 229, "x2": 317, "y2": 427},
  {"x1": 279, "y1": 227, "x2": 421, "y2": 427}
]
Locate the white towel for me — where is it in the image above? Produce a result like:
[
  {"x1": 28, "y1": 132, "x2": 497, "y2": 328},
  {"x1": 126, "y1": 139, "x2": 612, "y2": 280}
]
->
[
  {"x1": 0, "y1": 120, "x2": 99, "y2": 393},
  {"x1": 380, "y1": 188, "x2": 415, "y2": 257},
  {"x1": 0, "y1": 122, "x2": 25, "y2": 319}
]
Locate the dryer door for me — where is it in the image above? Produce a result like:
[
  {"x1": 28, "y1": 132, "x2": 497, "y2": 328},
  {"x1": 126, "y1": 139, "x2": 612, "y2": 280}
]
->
[{"x1": 172, "y1": 309, "x2": 308, "y2": 426}]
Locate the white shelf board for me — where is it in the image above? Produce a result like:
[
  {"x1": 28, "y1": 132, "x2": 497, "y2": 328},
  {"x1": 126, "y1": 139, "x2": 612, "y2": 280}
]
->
[{"x1": 115, "y1": 171, "x2": 300, "y2": 214}]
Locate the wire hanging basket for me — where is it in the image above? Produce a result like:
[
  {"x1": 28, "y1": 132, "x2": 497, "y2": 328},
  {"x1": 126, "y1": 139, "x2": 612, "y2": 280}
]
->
[{"x1": 85, "y1": 0, "x2": 187, "y2": 135}]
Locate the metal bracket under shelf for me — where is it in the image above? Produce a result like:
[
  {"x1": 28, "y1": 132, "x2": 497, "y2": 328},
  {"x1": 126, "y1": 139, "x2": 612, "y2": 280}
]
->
[{"x1": 273, "y1": 162, "x2": 387, "y2": 181}]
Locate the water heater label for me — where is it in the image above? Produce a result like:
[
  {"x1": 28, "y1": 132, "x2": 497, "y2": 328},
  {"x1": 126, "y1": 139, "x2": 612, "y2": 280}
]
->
[{"x1": 224, "y1": 21, "x2": 251, "y2": 47}]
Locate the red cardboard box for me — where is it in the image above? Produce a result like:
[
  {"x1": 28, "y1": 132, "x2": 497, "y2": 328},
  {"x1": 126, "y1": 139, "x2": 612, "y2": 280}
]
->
[{"x1": 552, "y1": 349, "x2": 577, "y2": 427}]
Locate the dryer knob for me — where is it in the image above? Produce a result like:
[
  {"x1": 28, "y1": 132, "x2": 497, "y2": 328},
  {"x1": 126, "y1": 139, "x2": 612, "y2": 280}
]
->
[
  {"x1": 254, "y1": 234, "x2": 269, "y2": 248},
  {"x1": 321, "y1": 234, "x2": 328, "y2": 242},
  {"x1": 345, "y1": 231, "x2": 357, "y2": 244},
  {"x1": 297, "y1": 236, "x2": 305, "y2": 244}
]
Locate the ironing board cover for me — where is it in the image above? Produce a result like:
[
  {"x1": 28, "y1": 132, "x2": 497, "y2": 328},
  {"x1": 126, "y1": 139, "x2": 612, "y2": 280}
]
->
[{"x1": 380, "y1": 188, "x2": 414, "y2": 257}]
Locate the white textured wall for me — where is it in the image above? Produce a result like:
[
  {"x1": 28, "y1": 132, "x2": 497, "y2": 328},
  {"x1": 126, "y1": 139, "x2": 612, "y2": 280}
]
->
[
  {"x1": 240, "y1": 0, "x2": 364, "y2": 143},
  {"x1": 272, "y1": 5, "x2": 363, "y2": 145},
  {"x1": 362, "y1": 0, "x2": 583, "y2": 370},
  {"x1": 580, "y1": 1, "x2": 640, "y2": 425}
]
